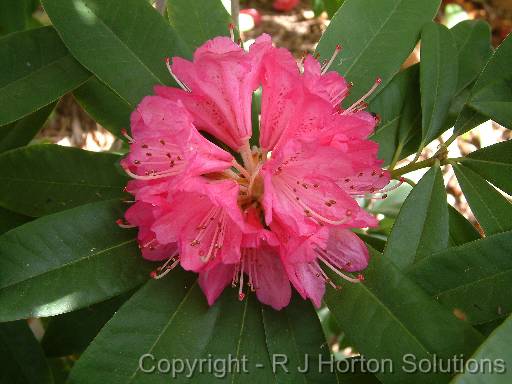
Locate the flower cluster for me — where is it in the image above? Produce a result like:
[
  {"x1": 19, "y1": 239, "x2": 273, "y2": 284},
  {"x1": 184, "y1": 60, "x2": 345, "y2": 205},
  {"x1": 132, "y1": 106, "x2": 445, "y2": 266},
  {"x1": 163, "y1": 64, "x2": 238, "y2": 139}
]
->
[{"x1": 120, "y1": 34, "x2": 392, "y2": 310}]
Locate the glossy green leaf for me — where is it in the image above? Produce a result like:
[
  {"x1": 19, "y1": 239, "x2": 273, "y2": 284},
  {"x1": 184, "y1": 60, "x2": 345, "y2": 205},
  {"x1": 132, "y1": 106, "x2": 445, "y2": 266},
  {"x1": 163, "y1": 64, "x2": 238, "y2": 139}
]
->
[
  {"x1": 475, "y1": 317, "x2": 506, "y2": 337},
  {"x1": 69, "y1": 273, "x2": 335, "y2": 383},
  {"x1": 370, "y1": 64, "x2": 421, "y2": 165},
  {"x1": 73, "y1": 77, "x2": 131, "y2": 138},
  {"x1": 453, "y1": 164, "x2": 512, "y2": 236},
  {"x1": 454, "y1": 33, "x2": 512, "y2": 135},
  {"x1": 316, "y1": 0, "x2": 440, "y2": 106},
  {"x1": 420, "y1": 22, "x2": 459, "y2": 145},
  {"x1": 261, "y1": 294, "x2": 337, "y2": 383},
  {"x1": 452, "y1": 314, "x2": 512, "y2": 383},
  {"x1": 0, "y1": 206, "x2": 31, "y2": 235},
  {"x1": 408, "y1": 230, "x2": 512, "y2": 325},
  {"x1": 453, "y1": 105, "x2": 489, "y2": 137},
  {"x1": 462, "y1": 140, "x2": 512, "y2": 195},
  {"x1": 0, "y1": 200, "x2": 151, "y2": 321},
  {"x1": 167, "y1": 0, "x2": 232, "y2": 52},
  {"x1": 0, "y1": 320, "x2": 54, "y2": 384},
  {"x1": 0, "y1": 27, "x2": 90, "y2": 126},
  {"x1": 450, "y1": 20, "x2": 492, "y2": 94},
  {"x1": 470, "y1": 77, "x2": 512, "y2": 128},
  {"x1": 0, "y1": 144, "x2": 127, "y2": 217},
  {"x1": 471, "y1": 33, "x2": 512, "y2": 97},
  {"x1": 448, "y1": 205, "x2": 480, "y2": 247},
  {"x1": 325, "y1": 248, "x2": 484, "y2": 384},
  {"x1": 0, "y1": 102, "x2": 55, "y2": 153},
  {"x1": 0, "y1": 0, "x2": 32, "y2": 36},
  {"x1": 324, "y1": 0, "x2": 344, "y2": 17},
  {"x1": 41, "y1": 0, "x2": 191, "y2": 107},
  {"x1": 42, "y1": 292, "x2": 134, "y2": 357},
  {"x1": 68, "y1": 274, "x2": 272, "y2": 383},
  {"x1": 383, "y1": 166, "x2": 449, "y2": 270}
]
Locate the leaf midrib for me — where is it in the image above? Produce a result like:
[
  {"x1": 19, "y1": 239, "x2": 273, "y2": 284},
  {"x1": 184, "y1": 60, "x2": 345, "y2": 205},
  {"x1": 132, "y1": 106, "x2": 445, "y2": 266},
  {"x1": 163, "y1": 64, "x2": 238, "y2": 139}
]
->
[{"x1": 127, "y1": 280, "x2": 198, "y2": 383}]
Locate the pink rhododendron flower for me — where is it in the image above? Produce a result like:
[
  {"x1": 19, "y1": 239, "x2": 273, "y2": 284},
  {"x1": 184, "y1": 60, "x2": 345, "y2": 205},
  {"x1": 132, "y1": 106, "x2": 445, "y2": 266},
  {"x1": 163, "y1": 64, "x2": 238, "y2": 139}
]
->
[{"x1": 120, "y1": 33, "x2": 397, "y2": 310}]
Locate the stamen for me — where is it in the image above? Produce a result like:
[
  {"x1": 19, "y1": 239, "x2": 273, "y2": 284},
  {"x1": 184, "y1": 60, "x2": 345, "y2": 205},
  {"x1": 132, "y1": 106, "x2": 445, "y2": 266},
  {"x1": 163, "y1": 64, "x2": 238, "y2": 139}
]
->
[
  {"x1": 279, "y1": 180, "x2": 349, "y2": 226},
  {"x1": 316, "y1": 254, "x2": 361, "y2": 283},
  {"x1": 150, "y1": 252, "x2": 180, "y2": 280},
  {"x1": 321, "y1": 44, "x2": 342, "y2": 75},
  {"x1": 229, "y1": 23, "x2": 235, "y2": 42},
  {"x1": 343, "y1": 77, "x2": 382, "y2": 115},
  {"x1": 123, "y1": 166, "x2": 185, "y2": 180},
  {"x1": 232, "y1": 160, "x2": 251, "y2": 180},
  {"x1": 116, "y1": 219, "x2": 135, "y2": 228},
  {"x1": 238, "y1": 257, "x2": 245, "y2": 301},
  {"x1": 165, "y1": 57, "x2": 191, "y2": 92},
  {"x1": 120, "y1": 128, "x2": 135, "y2": 143}
]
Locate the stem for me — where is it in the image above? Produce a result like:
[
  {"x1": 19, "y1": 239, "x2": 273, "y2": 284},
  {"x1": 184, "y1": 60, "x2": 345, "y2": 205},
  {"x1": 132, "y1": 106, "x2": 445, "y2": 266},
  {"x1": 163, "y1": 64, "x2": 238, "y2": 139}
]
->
[{"x1": 391, "y1": 157, "x2": 462, "y2": 178}]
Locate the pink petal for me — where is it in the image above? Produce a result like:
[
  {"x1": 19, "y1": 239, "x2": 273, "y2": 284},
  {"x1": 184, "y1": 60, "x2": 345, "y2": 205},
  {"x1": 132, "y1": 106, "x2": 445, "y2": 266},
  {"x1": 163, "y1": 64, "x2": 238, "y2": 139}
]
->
[
  {"x1": 198, "y1": 261, "x2": 235, "y2": 306},
  {"x1": 252, "y1": 244, "x2": 291, "y2": 310},
  {"x1": 284, "y1": 260, "x2": 325, "y2": 308},
  {"x1": 324, "y1": 228, "x2": 370, "y2": 272},
  {"x1": 169, "y1": 39, "x2": 256, "y2": 150},
  {"x1": 303, "y1": 55, "x2": 349, "y2": 107}
]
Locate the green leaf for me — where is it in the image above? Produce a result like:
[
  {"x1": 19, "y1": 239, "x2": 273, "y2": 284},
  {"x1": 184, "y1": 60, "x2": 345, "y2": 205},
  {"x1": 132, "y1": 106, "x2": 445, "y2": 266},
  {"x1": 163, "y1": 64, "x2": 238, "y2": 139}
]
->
[
  {"x1": 324, "y1": 0, "x2": 344, "y2": 17},
  {"x1": 0, "y1": 102, "x2": 55, "y2": 153},
  {"x1": 316, "y1": 0, "x2": 441, "y2": 106},
  {"x1": 68, "y1": 273, "x2": 334, "y2": 383},
  {"x1": 383, "y1": 166, "x2": 449, "y2": 270},
  {"x1": 470, "y1": 77, "x2": 512, "y2": 128},
  {"x1": 408, "y1": 230, "x2": 512, "y2": 325},
  {"x1": 167, "y1": 0, "x2": 232, "y2": 52},
  {"x1": 261, "y1": 294, "x2": 337, "y2": 383},
  {"x1": 420, "y1": 22, "x2": 459, "y2": 145},
  {"x1": 73, "y1": 77, "x2": 131, "y2": 138},
  {"x1": 42, "y1": 292, "x2": 133, "y2": 357},
  {"x1": 448, "y1": 205, "x2": 480, "y2": 246},
  {"x1": 325, "y1": 248, "x2": 484, "y2": 384},
  {"x1": 0, "y1": 206, "x2": 31, "y2": 235},
  {"x1": 471, "y1": 33, "x2": 512, "y2": 97},
  {"x1": 0, "y1": 144, "x2": 127, "y2": 217},
  {"x1": 450, "y1": 20, "x2": 492, "y2": 94},
  {"x1": 0, "y1": 320, "x2": 54, "y2": 384},
  {"x1": 453, "y1": 105, "x2": 489, "y2": 137},
  {"x1": 452, "y1": 314, "x2": 512, "y2": 383},
  {"x1": 454, "y1": 32, "x2": 512, "y2": 135},
  {"x1": 453, "y1": 164, "x2": 512, "y2": 236},
  {"x1": 0, "y1": 0, "x2": 31, "y2": 36},
  {"x1": 462, "y1": 140, "x2": 512, "y2": 195},
  {"x1": 41, "y1": 0, "x2": 191, "y2": 107},
  {"x1": 0, "y1": 26, "x2": 90, "y2": 126},
  {"x1": 0, "y1": 200, "x2": 151, "y2": 321},
  {"x1": 370, "y1": 64, "x2": 421, "y2": 165},
  {"x1": 68, "y1": 276, "x2": 255, "y2": 383}
]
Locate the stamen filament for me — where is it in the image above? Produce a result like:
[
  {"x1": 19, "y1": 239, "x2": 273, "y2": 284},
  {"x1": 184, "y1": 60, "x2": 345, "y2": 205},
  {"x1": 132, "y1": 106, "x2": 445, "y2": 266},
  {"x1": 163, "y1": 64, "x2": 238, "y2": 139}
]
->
[
  {"x1": 165, "y1": 57, "x2": 191, "y2": 92},
  {"x1": 321, "y1": 44, "x2": 342, "y2": 75},
  {"x1": 343, "y1": 77, "x2": 382, "y2": 115}
]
